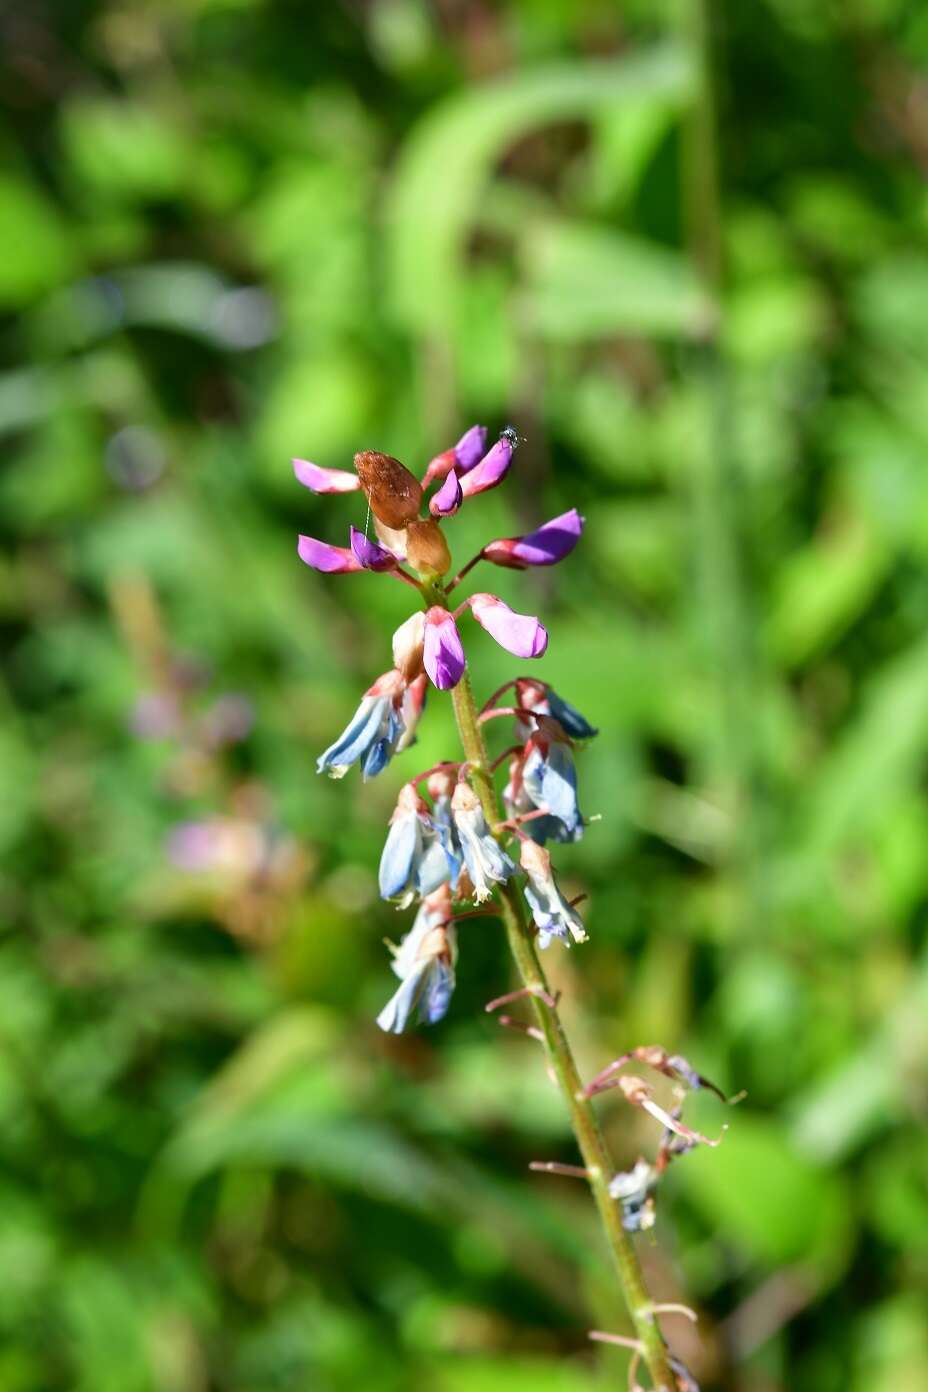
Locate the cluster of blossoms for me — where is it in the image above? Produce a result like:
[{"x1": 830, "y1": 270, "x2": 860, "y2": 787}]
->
[{"x1": 294, "y1": 425, "x2": 596, "y2": 1030}]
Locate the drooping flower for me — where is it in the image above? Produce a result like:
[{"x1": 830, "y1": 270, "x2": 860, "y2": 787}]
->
[
  {"x1": 428, "y1": 769, "x2": 463, "y2": 891},
  {"x1": 504, "y1": 717, "x2": 584, "y2": 843},
  {"x1": 609, "y1": 1158, "x2": 658, "y2": 1233},
  {"x1": 379, "y1": 784, "x2": 452, "y2": 906},
  {"x1": 377, "y1": 888, "x2": 457, "y2": 1032},
  {"x1": 482, "y1": 508, "x2": 584, "y2": 570},
  {"x1": 423, "y1": 607, "x2": 466, "y2": 690},
  {"x1": 515, "y1": 678, "x2": 598, "y2": 741},
  {"x1": 521, "y1": 720, "x2": 584, "y2": 839},
  {"x1": 520, "y1": 840, "x2": 587, "y2": 949},
  {"x1": 468, "y1": 594, "x2": 548, "y2": 659},
  {"x1": 317, "y1": 670, "x2": 417, "y2": 780},
  {"x1": 451, "y1": 782, "x2": 515, "y2": 902}
]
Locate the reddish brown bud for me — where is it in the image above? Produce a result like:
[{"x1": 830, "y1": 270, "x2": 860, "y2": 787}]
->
[
  {"x1": 354, "y1": 451, "x2": 422, "y2": 529},
  {"x1": 404, "y1": 519, "x2": 451, "y2": 577},
  {"x1": 480, "y1": 538, "x2": 525, "y2": 570}
]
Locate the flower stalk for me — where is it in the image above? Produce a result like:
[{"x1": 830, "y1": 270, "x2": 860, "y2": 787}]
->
[
  {"x1": 450, "y1": 670, "x2": 676, "y2": 1391},
  {"x1": 293, "y1": 423, "x2": 720, "y2": 1389}
]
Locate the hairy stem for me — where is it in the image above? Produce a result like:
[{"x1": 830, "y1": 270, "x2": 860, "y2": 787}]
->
[{"x1": 449, "y1": 670, "x2": 675, "y2": 1390}]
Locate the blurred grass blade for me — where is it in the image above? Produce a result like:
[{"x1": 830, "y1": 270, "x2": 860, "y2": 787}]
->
[
  {"x1": 519, "y1": 219, "x2": 712, "y2": 339},
  {"x1": 385, "y1": 47, "x2": 693, "y2": 333}
]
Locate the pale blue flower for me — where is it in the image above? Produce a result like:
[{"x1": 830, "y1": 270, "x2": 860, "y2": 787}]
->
[
  {"x1": 451, "y1": 782, "x2": 515, "y2": 902},
  {"x1": 520, "y1": 841, "x2": 587, "y2": 949},
  {"x1": 379, "y1": 785, "x2": 452, "y2": 906},
  {"x1": 377, "y1": 897, "x2": 456, "y2": 1033}
]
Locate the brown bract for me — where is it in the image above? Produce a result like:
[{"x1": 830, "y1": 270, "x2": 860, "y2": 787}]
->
[
  {"x1": 405, "y1": 519, "x2": 451, "y2": 577},
  {"x1": 354, "y1": 450, "x2": 422, "y2": 528}
]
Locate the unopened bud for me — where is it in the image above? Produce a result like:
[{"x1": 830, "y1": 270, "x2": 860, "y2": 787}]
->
[
  {"x1": 451, "y1": 781, "x2": 480, "y2": 815},
  {"x1": 405, "y1": 519, "x2": 451, "y2": 577},
  {"x1": 519, "y1": 838, "x2": 551, "y2": 879},
  {"x1": 354, "y1": 451, "x2": 422, "y2": 529},
  {"x1": 392, "y1": 612, "x2": 425, "y2": 681},
  {"x1": 427, "y1": 769, "x2": 456, "y2": 800}
]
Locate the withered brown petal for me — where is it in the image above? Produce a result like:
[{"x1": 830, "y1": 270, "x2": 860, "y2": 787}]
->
[
  {"x1": 354, "y1": 451, "x2": 422, "y2": 529},
  {"x1": 405, "y1": 519, "x2": 451, "y2": 577}
]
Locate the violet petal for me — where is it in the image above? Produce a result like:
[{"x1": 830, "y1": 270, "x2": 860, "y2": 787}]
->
[
  {"x1": 459, "y1": 438, "x2": 513, "y2": 498},
  {"x1": 469, "y1": 593, "x2": 548, "y2": 658},
  {"x1": 293, "y1": 458, "x2": 361, "y2": 493},
  {"x1": 429, "y1": 469, "x2": 463, "y2": 517},
  {"x1": 349, "y1": 525, "x2": 396, "y2": 571},
  {"x1": 454, "y1": 425, "x2": 488, "y2": 473},
  {"x1": 423, "y1": 607, "x2": 466, "y2": 689},
  {"x1": 298, "y1": 534, "x2": 363, "y2": 573}
]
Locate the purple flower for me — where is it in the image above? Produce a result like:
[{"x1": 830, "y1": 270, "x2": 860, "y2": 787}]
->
[
  {"x1": 451, "y1": 782, "x2": 515, "y2": 902},
  {"x1": 377, "y1": 890, "x2": 457, "y2": 1032},
  {"x1": 482, "y1": 508, "x2": 584, "y2": 570},
  {"x1": 459, "y1": 436, "x2": 514, "y2": 499},
  {"x1": 379, "y1": 784, "x2": 452, "y2": 906},
  {"x1": 468, "y1": 594, "x2": 548, "y2": 659},
  {"x1": 317, "y1": 670, "x2": 412, "y2": 779},
  {"x1": 423, "y1": 424, "x2": 488, "y2": 485},
  {"x1": 293, "y1": 458, "x2": 362, "y2": 494},
  {"x1": 423, "y1": 607, "x2": 466, "y2": 690},
  {"x1": 298, "y1": 534, "x2": 363, "y2": 574},
  {"x1": 349, "y1": 525, "x2": 397, "y2": 572},
  {"x1": 428, "y1": 469, "x2": 463, "y2": 517},
  {"x1": 520, "y1": 840, "x2": 587, "y2": 949}
]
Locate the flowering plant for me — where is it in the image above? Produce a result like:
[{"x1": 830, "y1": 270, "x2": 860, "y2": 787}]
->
[{"x1": 295, "y1": 427, "x2": 723, "y2": 1389}]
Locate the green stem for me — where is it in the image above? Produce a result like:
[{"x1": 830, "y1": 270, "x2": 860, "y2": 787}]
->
[
  {"x1": 449, "y1": 670, "x2": 675, "y2": 1391},
  {"x1": 683, "y1": 0, "x2": 763, "y2": 936}
]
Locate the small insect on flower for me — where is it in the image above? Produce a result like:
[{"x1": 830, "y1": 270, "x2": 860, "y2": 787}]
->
[{"x1": 499, "y1": 425, "x2": 522, "y2": 449}]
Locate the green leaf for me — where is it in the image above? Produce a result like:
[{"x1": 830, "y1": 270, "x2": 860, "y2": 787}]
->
[
  {"x1": 678, "y1": 1113, "x2": 850, "y2": 1274},
  {"x1": 0, "y1": 176, "x2": 74, "y2": 307},
  {"x1": 520, "y1": 220, "x2": 710, "y2": 339}
]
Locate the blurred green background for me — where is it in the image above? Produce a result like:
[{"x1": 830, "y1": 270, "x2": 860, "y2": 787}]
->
[{"x1": 3, "y1": 1, "x2": 928, "y2": 1389}]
